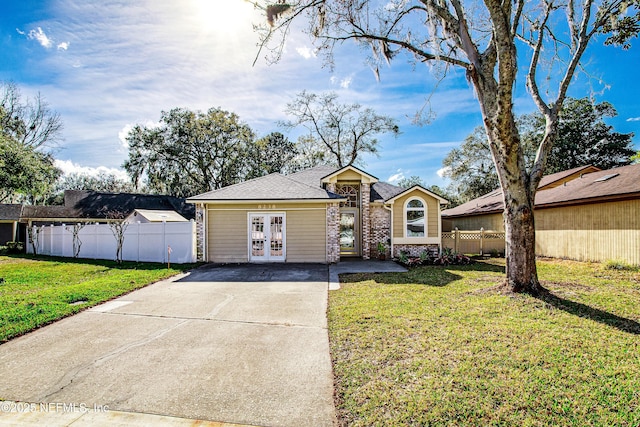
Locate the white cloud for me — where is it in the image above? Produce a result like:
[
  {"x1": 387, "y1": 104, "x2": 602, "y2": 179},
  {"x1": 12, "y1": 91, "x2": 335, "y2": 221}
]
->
[
  {"x1": 296, "y1": 46, "x2": 316, "y2": 59},
  {"x1": 387, "y1": 169, "x2": 405, "y2": 183},
  {"x1": 28, "y1": 27, "x2": 53, "y2": 48},
  {"x1": 626, "y1": 117, "x2": 640, "y2": 122},
  {"x1": 55, "y1": 159, "x2": 129, "y2": 181},
  {"x1": 340, "y1": 76, "x2": 353, "y2": 89},
  {"x1": 118, "y1": 124, "x2": 133, "y2": 148},
  {"x1": 437, "y1": 166, "x2": 451, "y2": 178},
  {"x1": 16, "y1": 28, "x2": 26, "y2": 35},
  {"x1": 57, "y1": 42, "x2": 70, "y2": 50}
]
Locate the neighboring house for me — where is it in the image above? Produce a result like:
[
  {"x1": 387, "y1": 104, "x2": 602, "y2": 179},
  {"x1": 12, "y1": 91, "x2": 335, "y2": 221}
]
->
[
  {"x1": 125, "y1": 209, "x2": 189, "y2": 224},
  {"x1": 20, "y1": 190, "x2": 195, "y2": 227},
  {"x1": 0, "y1": 204, "x2": 25, "y2": 244},
  {"x1": 187, "y1": 165, "x2": 448, "y2": 263},
  {"x1": 442, "y1": 164, "x2": 640, "y2": 265}
]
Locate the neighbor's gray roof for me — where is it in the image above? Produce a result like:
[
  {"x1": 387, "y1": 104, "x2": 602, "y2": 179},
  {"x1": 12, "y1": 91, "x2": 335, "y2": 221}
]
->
[
  {"x1": 0, "y1": 204, "x2": 23, "y2": 221},
  {"x1": 21, "y1": 190, "x2": 195, "y2": 221},
  {"x1": 443, "y1": 163, "x2": 640, "y2": 218},
  {"x1": 188, "y1": 172, "x2": 343, "y2": 201}
]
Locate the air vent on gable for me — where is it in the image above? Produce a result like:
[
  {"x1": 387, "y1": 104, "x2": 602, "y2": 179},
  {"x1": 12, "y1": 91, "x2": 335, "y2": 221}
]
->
[{"x1": 593, "y1": 173, "x2": 619, "y2": 182}]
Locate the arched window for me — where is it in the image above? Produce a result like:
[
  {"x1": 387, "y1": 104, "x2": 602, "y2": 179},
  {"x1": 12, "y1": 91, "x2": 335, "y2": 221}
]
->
[{"x1": 405, "y1": 198, "x2": 425, "y2": 237}]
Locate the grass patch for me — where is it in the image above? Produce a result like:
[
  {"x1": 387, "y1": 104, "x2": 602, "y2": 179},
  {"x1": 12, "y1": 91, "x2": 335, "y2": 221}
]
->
[
  {"x1": 0, "y1": 255, "x2": 197, "y2": 343},
  {"x1": 329, "y1": 258, "x2": 640, "y2": 426}
]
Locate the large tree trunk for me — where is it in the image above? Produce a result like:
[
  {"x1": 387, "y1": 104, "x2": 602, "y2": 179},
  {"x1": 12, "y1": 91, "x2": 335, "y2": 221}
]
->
[{"x1": 503, "y1": 186, "x2": 544, "y2": 294}]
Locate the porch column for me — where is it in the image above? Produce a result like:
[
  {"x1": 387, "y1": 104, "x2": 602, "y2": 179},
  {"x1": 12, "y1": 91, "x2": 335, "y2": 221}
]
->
[
  {"x1": 326, "y1": 202, "x2": 340, "y2": 263},
  {"x1": 361, "y1": 183, "x2": 371, "y2": 260}
]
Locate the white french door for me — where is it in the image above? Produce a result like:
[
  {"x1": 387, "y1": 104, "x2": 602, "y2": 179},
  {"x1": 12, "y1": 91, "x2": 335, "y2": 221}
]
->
[{"x1": 249, "y1": 213, "x2": 285, "y2": 262}]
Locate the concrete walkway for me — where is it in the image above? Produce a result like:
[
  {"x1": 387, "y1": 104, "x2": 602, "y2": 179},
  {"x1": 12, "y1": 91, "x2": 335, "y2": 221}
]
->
[
  {"x1": 329, "y1": 259, "x2": 407, "y2": 290},
  {"x1": 0, "y1": 264, "x2": 336, "y2": 427}
]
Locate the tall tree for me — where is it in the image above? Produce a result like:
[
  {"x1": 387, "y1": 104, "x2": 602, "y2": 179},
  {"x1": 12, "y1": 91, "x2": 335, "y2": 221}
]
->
[
  {"x1": 0, "y1": 81, "x2": 63, "y2": 150},
  {"x1": 257, "y1": 1, "x2": 639, "y2": 293},
  {"x1": 245, "y1": 132, "x2": 298, "y2": 178},
  {"x1": 123, "y1": 107, "x2": 255, "y2": 197},
  {"x1": 545, "y1": 98, "x2": 635, "y2": 172},
  {"x1": 443, "y1": 98, "x2": 635, "y2": 202},
  {"x1": 281, "y1": 91, "x2": 399, "y2": 168},
  {"x1": 0, "y1": 134, "x2": 61, "y2": 203}
]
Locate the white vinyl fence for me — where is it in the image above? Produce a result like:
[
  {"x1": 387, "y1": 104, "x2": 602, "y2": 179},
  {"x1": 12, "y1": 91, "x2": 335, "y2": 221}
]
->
[{"x1": 27, "y1": 221, "x2": 197, "y2": 263}]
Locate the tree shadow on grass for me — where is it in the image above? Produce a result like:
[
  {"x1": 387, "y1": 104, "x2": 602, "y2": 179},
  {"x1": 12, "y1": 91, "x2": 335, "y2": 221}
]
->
[
  {"x1": 339, "y1": 268, "x2": 464, "y2": 287},
  {"x1": 7, "y1": 254, "x2": 198, "y2": 271},
  {"x1": 536, "y1": 290, "x2": 640, "y2": 335}
]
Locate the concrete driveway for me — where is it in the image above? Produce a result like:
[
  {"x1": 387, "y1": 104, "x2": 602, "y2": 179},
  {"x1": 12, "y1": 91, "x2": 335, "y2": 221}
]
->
[{"x1": 0, "y1": 264, "x2": 336, "y2": 427}]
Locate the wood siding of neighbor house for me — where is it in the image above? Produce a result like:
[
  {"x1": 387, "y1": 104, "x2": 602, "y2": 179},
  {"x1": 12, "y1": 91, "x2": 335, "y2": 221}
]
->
[
  {"x1": 445, "y1": 213, "x2": 505, "y2": 232},
  {"x1": 536, "y1": 199, "x2": 640, "y2": 265},
  {"x1": 206, "y1": 203, "x2": 327, "y2": 263},
  {"x1": 392, "y1": 190, "x2": 440, "y2": 241}
]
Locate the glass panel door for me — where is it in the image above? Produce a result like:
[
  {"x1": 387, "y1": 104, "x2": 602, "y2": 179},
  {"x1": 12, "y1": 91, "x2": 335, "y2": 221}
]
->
[
  {"x1": 340, "y1": 209, "x2": 359, "y2": 256},
  {"x1": 270, "y1": 215, "x2": 284, "y2": 258},
  {"x1": 251, "y1": 216, "x2": 266, "y2": 260},
  {"x1": 249, "y1": 214, "x2": 285, "y2": 262}
]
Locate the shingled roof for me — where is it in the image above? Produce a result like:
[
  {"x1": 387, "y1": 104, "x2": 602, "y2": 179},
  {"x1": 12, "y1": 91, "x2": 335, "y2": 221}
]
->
[
  {"x1": 187, "y1": 172, "x2": 343, "y2": 202},
  {"x1": 443, "y1": 164, "x2": 640, "y2": 218},
  {"x1": 21, "y1": 190, "x2": 194, "y2": 221},
  {"x1": 0, "y1": 204, "x2": 23, "y2": 221}
]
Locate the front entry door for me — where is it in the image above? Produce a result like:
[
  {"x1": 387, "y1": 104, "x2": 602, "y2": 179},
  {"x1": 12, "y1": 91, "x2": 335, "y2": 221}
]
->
[
  {"x1": 339, "y1": 209, "x2": 359, "y2": 256},
  {"x1": 249, "y1": 214, "x2": 285, "y2": 262}
]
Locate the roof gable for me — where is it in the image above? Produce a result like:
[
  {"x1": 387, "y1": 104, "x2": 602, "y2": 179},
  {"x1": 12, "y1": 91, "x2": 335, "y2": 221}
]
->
[
  {"x1": 538, "y1": 165, "x2": 601, "y2": 190},
  {"x1": 385, "y1": 185, "x2": 449, "y2": 204},
  {"x1": 321, "y1": 165, "x2": 378, "y2": 184}
]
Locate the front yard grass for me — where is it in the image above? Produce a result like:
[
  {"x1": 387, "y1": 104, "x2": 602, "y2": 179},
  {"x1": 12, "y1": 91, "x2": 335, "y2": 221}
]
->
[
  {"x1": 0, "y1": 255, "x2": 197, "y2": 343},
  {"x1": 329, "y1": 258, "x2": 640, "y2": 426}
]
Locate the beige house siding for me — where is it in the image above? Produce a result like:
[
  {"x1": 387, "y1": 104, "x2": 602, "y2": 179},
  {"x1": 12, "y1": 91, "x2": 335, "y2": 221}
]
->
[
  {"x1": 536, "y1": 199, "x2": 640, "y2": 265},
  {"x1": 391, "y1": 190, "x2": 439, "y2": 238},
  {"x1": 285, "y1": 208, "x2": 327, "y2": 262},
  {"x1": 207, "y1": 209, "x2": 248, "y2": 263},
  {"x1": 206, "y1": 203, "x2": 327, "y2": 263}
]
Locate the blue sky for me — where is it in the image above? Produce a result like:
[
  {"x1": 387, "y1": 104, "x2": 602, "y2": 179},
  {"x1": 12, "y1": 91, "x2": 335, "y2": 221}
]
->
[{"x1": 1, "y1": 0, "x2": 639, "y2": 187}]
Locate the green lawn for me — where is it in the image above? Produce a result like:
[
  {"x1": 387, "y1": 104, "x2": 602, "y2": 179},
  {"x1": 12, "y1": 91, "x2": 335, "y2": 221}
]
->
[
  {"x1": 330, "y1": 258, "x2": 640, "y2": 426},
  {"x1": 0, "y1": 255, "x2": 197, "y2": 343}
]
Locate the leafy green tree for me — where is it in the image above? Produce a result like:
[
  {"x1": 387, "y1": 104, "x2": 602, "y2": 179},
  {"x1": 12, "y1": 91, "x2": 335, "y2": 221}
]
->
[
  {"x1": 257, "y1": 0, "x2": 639, "y2": 294},
  {"x1": 123, "y1": 107, "x2": 255, "y2": 197},
  {"x1": 396, "y1": 175, "x2": 426, "y2": 189},
  {"x1": 281, "y1": 91, "x2": 399, "y2": 168},
  {"x1": 245, "y1": 132, "x2": 298, "y2": 179},
  {"x1": 545, "y1": 99, "x2": 635, "y2": 172},
  {"x1": 397, "y1": 176, "x2": 460, "y2": 206},
  {"x1": 46, "y1": 172, "x2": 138, "y2": 205},
  {"x1": 443, "y1": 98, "x2": 635, "y2": 202},
  {"x1": 632, "y1": 151, "x2": 640, "y2": 164},
  {"x1": 0, "y1": 134, "x2": 61, "y2": 203}
]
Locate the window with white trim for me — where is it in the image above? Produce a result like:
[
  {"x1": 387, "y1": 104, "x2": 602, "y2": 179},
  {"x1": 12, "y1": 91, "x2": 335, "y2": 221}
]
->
[{"x1": 405, "y1": 198, "x2": 425, "y2": 237}]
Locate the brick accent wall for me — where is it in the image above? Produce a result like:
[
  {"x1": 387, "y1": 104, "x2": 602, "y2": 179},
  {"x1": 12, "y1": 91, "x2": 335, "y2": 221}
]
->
[
  {"x1": 369, "y1": 205, "x2": 391, "y2": 258},
  {"x1": 361, "y1": 183, "x2": 371, "y2": 260},
  {"x1": 195, "y1": 204, "x2": 206, "y2": 261},
  {"x1": 393, "y1": 244, "x2": 440, "y2": 258},
  {"x1": 326, "y1": 203, "x2": 340, "y2": 263}
]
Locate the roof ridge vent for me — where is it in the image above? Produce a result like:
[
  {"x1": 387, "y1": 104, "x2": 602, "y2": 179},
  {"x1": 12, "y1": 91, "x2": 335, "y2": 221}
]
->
[{"x1": 593, "y1": 173, "x2": 619, "y2": 183}]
